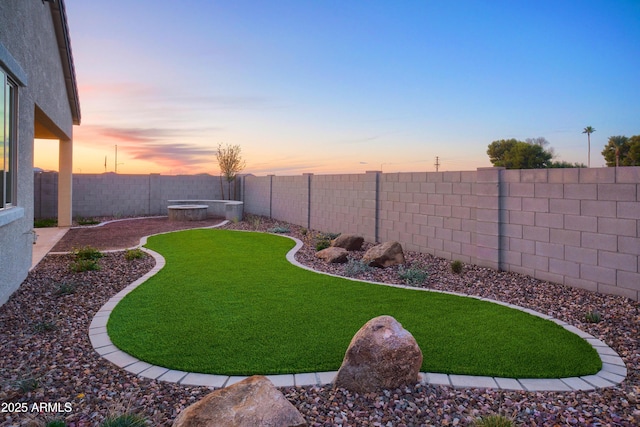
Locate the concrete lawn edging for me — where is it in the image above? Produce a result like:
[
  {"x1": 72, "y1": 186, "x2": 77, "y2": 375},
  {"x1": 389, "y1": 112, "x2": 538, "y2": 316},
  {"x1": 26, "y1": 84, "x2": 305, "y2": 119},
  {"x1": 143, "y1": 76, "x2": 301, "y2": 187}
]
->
[{"x1": 89, "y1": 232, "x2": 627, "y2": 392}]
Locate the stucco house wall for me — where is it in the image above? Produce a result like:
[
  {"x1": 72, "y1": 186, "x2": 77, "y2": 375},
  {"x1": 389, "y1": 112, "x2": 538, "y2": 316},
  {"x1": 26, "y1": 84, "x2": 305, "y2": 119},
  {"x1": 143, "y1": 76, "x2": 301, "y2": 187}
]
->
[{"x1": 0, "y1": 0, "x2": 80, "y2": 305}]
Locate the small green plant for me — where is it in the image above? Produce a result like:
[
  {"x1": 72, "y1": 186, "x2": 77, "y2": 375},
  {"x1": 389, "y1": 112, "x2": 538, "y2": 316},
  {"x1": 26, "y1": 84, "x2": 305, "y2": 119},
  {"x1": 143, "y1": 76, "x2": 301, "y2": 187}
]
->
[
  {"x1": 315, "y1": 239, "x2": 330, "y2": 251},
  {"x1": 451, "y1": 260, "x2": 464, "y2": 274},
  {"x1": 473, "y1": 414, "x2": 515, "y2": 427},
  {"x1": 46, "y1": 420, "x2": 68, "y2": 427},
  {"x1": 268, "y1": 224, "x2": 290, "y2": 234},
  {"x1": 315, "y1": 232, "x2": 340, "y2": 251},
  {"x1": 398, "y1": 263, "x2": 429, "y2": 285},
  {"x1": 70, "y1": 258, "x2": 100, "y2": 272},
  {"x1": 585, "y1": 310, "x2": 602, "y2": 323},
  {"x1": 246, "y1": 214, "x2": 262, "y2": 230},
  {"x1": 70, "y1": 246, "x2": 103, "y2": 272},
  {"x1": 73, "y1": 246, "x2": 103, "y2": 260},
  {"x1": 344, "y1": 258, "x2": 371, "y2": 277},
  {"x1": 319, "y1": 232, "x2": 341, "y2": 240},
  {"x1": 34, "y1": 217, "x2": 57, "y2": 228},
  {"x1": 75, "y1": 216, "x2": 101, "y2": 226},
  {"x1": 33, "y1": 320, "x2": 57, "y2": 333},
  {"x1": 55, "y1": 282, "x2": 78, "y2": 296},
  {"x1": 100, "y1": 413, "x2": 147, "y2": 427},
  {"x1": 124, "y1": 248, "x2": 145, "y2": 261},
  {"x1": 16, "y1": 376, "x2": 39, "y2": 393}
]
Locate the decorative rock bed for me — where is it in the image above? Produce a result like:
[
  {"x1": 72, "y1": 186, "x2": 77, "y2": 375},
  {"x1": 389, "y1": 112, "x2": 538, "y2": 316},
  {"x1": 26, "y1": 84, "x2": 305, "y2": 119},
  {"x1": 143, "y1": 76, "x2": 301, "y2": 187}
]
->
[{"x1": 167, "y1": 204, "x2": 208, "y2": 221}]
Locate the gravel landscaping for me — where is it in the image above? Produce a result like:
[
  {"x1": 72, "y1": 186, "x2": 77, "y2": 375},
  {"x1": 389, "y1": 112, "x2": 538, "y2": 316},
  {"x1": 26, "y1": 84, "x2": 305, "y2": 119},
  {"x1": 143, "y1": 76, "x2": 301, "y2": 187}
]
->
[{"x1": 1, "y1": 216, "x2": 638, "y2": 426}]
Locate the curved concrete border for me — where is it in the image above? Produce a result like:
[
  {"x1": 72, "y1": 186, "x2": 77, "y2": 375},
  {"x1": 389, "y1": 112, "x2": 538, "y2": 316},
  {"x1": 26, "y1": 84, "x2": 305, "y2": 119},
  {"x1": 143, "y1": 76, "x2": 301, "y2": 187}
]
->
[{"x1": 89, "y1": 232, "x2": 627, "y2": 391}]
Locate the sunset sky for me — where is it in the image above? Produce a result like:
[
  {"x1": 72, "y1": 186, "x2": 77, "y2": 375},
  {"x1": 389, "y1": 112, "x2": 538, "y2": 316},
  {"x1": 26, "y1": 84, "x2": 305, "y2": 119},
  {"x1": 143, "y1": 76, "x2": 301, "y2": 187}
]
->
[{"x1": 35, "y1": 0, "x2": 640, "y2": 176}]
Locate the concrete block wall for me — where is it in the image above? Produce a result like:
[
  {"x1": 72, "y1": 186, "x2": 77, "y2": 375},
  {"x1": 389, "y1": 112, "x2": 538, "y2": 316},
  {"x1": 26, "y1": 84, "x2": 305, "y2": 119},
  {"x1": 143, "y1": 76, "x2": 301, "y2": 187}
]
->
[
  {"x1": 35, "y1": 168, "x2": 639, "y2": 300},
  {"x1": 379, "y1": 170, "x2": 485, "y2": 265},
  {"x1": 35, "y1": 172, "x2": 224, "y2": 219},
  {"x1": 72, "y1": 174, "x2": 153, "y2": 217},
  {"x1": 499, "y1": 167, "x2": 639, "y2": 300},
  {"x1": 271, "y1": 175, "x2": 310, "y2": 227},
  {"x1": 310, "y1": 173, "x2": 377, "y2": 242},
  {"x1": 240, "y1": 167, "x2": 639, "y2": 301},
  {"x1": 243, "y1": 175, "x2": 273, "y2": 218},
  {"x1": 34, "y1": 172, "x2": 58, "y2": 218}
]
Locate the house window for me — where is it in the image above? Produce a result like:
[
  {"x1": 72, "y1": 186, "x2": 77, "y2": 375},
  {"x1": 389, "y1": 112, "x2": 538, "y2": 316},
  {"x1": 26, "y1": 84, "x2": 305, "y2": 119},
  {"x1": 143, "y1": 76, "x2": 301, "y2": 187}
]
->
[{"x1": 1, "y1": 68, "x2": 16, "y2": 210}]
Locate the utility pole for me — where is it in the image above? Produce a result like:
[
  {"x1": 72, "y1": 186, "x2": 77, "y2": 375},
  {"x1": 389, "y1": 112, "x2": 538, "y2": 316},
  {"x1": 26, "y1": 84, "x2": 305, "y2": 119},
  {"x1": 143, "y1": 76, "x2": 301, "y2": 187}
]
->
[
  {"x1": 114, "y1": 145, "x2": 124, "y2": 173},
  {"x1": 434, "y1": 156, "x2": 440, "y2": 172}
]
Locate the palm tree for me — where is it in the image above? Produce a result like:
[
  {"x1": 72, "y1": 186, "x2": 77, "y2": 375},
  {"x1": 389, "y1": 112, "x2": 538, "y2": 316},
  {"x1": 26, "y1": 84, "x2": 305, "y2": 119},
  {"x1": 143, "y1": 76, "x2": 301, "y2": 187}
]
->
[
  {"x1": 582, "y1": 126, "x2": 595, "y2": 167},
  {"x1": 609, "y1": 135, "x2": 628, "y2": 167}
]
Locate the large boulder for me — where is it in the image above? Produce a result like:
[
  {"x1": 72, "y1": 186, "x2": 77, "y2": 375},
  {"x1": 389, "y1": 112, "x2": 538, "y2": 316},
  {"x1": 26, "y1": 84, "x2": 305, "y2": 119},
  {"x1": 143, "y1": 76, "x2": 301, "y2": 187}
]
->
[
  {"x1": 334, "y1": 315, "x2": 422, "y2": 394},
  {"x1": 331, "y1": 234, "x2": 364, "y2": 251},
  {"x1": 362, "y1": 241, "x2": 405, "y2": 267},
  {"x1": 315, "y1": 247, "x2": 348, "y2": 263},
  {"x1": 172, "y1": 375, "x2": 306, "y2": 427}
]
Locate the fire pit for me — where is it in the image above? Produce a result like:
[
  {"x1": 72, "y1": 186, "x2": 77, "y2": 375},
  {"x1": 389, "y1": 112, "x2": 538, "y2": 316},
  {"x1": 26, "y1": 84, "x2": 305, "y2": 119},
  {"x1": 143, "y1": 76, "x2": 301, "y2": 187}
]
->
[{"x1": 167, "y1": 204, "x2": 208, "y2": 221}]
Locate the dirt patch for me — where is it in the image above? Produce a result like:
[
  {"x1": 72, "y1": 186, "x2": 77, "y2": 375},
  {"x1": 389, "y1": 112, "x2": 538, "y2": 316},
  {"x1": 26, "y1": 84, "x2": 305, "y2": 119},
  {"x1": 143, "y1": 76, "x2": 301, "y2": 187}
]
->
[{"x1": 51, "y1": 216, "x2": 226, "y2": 251}]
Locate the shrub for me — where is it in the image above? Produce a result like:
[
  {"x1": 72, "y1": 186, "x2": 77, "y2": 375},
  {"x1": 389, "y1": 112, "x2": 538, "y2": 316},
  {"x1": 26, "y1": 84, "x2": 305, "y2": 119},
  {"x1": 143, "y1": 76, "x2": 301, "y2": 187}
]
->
[
  {"x1": 46, "y1": 421, "x2": 68, "y2": 427},
  {"x1": 451, "y1": 260, "x2": 464, "y2": 274},
  {"x1": 75, "y1": 216, "x2": 100, "y2": 226},
  {"x1": 71, "y1": 246, "x2": 103, "y2": 272},
  {"x1": 34, "y1": 218, "x2": 57, "y2": 228},
  {"x1": 268, "y1": 225, "x2": 290, "y2": 234},
  {"x1": 344, "y1": 258, "x2": 371, "y2": 277},
  {"x1": 32, "y1": 320, "x2": 57, "y2": 333},
  {"x1": 55, "y1": 282, "x2": 78, "y2": 296},
  {"x1": 320, "y1": 232, "x2": 341, "y2": 240},
  {"x1": 245, "y1": 214, "x2": 262, "y2": 230},
  {"x1": 70, "y1": 259, "x2": 100, "y2": 272},
  {"x1": 124, "y1": 248, "x2": 145, "y2": 261},
  {"x1": 398, "y1": 263, "x2": 429, "y2": 285},
  {"x1": 16, "y1": 376, "x2": 39, "y2": 393},
  {"x1": 100, "y1": 414, "x2": 147, "y2": 427},
  {"x1": 73, "y1": 246, "x2": 103, "y2": 260},
  {"x1": 315, "y1": 232, "x2": 339, "y2": 252},
  {"x1": 474, "y1": 414, "x2": 515, "y2": 427},
  {"x1": 315, "y1": 239, "x2": 330, "y2": 252},
  {"x1": 585, "y1": 311, "x2": 602, "y2": 323}
]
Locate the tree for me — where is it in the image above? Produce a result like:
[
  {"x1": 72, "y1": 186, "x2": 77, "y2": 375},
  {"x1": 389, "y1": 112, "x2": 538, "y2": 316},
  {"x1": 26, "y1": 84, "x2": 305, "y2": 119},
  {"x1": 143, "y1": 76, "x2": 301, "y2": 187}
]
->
[
  {"x1": 628, "y1": 135, "x2": 640, "y2": 165},
  {"x1": 487, "y1": 138, "x2": 553, "y2": 169},
  {"x1": 526, "y1": 136, "x2": 555, "y2": 158},
  {"x1": 548, "y1": 160, "x2": 587, "y2": 168},
  {"x1": 216, "y1": 143, "x2": 246, "y2": 200},
  {"x1": 601, "y1": 135, "x2": 640, "y2": 167},
  {"x1": 582, "y1": 126, "x2": 595, "y2": 168}
]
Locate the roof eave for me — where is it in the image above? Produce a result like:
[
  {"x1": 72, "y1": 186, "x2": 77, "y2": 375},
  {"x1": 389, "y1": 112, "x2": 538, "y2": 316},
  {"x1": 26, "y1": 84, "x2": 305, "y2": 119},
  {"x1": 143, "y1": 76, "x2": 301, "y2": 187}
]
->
[{"x1": 49, "y1": 0, "x2": 81, "y2": 125}]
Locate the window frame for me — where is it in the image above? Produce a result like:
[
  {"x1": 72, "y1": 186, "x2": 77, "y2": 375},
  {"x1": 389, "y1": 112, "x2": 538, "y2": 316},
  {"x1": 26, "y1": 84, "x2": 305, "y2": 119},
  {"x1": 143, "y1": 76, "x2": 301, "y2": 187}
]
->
[{"x1": 1, "y1": 68, "x2": 17, "y2": 211}]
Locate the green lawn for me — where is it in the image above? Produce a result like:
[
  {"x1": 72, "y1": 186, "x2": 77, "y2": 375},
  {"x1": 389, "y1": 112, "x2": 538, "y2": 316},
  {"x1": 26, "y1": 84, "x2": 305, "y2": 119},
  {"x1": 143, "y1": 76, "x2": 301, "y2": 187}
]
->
[{"x1": 107, "y1": 229, "x2": 601, "y2": 377}]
